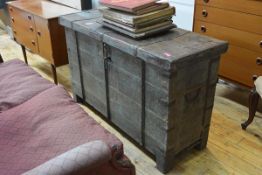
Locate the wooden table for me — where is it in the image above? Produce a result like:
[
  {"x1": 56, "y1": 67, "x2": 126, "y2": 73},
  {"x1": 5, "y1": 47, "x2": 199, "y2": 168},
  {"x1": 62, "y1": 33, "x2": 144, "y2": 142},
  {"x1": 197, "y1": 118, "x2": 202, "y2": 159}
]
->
[
  {"x1": 60, "y1": 10, "x2": 228, "y2": 173},
  {"x1": 7, "y1": 0, "x2": 79, "y2": 84}
]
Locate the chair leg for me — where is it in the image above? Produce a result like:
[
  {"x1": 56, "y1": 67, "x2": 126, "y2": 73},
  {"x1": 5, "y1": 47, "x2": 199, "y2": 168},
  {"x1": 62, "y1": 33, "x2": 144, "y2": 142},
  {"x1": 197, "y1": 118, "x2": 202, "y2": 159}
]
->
[
  {"x1": 0, "y1": 54, "x2": 3, "y2": 63},
  {"x1": 21, "y1": 45, "x2": 28, "y2": 65},
  {"x1": 51, "y1": 64, "x2": 58, "y2": 85},
  {"x1": 241, "y1": 88, "x2": 260, "y2": 130}
]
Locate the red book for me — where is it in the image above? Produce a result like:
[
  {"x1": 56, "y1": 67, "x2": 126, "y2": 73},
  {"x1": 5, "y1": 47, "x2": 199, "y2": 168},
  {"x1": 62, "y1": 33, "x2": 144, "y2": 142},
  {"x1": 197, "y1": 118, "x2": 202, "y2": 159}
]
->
[{"x1": 99, "y1": 0, "x2": 157, "y2": 13}]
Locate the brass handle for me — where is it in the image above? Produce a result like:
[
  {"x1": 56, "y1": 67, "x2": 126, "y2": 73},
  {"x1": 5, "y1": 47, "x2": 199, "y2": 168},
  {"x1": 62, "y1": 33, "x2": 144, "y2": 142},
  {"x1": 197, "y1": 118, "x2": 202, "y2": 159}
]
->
[
  {"x1": 29, "y1": 26, "x2": 34, "y2": 32},
  {"x1": 28, "y1": 16, "x2": 32, "y2": 20},
  {"x1": 257, "y1": 57, "x2": 262, "y2": 65},
  {"x1": 11, "y1": 17, "x2": 14, "y2": 23},
  {"x1": 31, "y1": 40, "x2": 36, "y2": 45},
  {"x1": 201, "y1": 26, "x2": 207, "y2": 33},
  {"x1": 202, "y1": 10, "x2": 208, "y2": 17},
  {"x1": 37, "y1": 31, "x2": 41, "y2": 36},
  {"x1": 203, "y1": 0, "x2": 209, "y2": 3}
]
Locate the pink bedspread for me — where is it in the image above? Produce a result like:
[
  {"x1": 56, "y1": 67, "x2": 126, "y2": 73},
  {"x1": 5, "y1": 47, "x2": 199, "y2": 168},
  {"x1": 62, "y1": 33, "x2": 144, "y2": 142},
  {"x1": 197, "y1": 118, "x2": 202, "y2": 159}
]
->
[
  {"x1": 0, "y1": 85, "x2": 130, "y2": 175},
  {"x1": 0, "y1": 60, "x2": 54, "y2": 112}
]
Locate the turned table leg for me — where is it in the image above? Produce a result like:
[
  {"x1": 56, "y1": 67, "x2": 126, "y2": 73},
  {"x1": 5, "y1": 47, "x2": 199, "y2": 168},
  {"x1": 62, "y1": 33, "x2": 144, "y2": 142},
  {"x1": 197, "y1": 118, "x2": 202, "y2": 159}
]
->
[
  {"x1": 51, "y1": 64, "x2": 58, "y2": 85},
  {"x1": 21, "y1": 45, "x2": 28, "y2": 65},
  {"x1": 241, "y1": 88, "x2": 259, "y2": 130}
]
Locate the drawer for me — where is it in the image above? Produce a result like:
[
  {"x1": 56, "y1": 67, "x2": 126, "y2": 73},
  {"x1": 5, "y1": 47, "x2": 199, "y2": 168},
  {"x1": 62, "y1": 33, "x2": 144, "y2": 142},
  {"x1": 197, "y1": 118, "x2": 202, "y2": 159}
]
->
[
  {"x1": 195, "y1": 5, "x2": 262, "y2": 35},
  {"x1": 219, "y1": 45, "x2": 262, "y2": 87},
  {"x1": 8, "y1": 6, "x2": 38, "y2": 53},
  {"x1": 34, "y1": 16, "x2": 53, "y2": 63},
  {"x1": 196, "y1": 0, "x2": 262, "y2": 16},
  {"x1": 194, "y1": 21, "x2": 262, "y2": 53}
]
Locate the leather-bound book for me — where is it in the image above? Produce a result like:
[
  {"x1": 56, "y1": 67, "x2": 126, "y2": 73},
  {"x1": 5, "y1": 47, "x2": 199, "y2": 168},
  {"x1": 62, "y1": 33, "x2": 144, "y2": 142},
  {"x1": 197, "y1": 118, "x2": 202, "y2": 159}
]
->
[
  {"x1": 100, "y1": 7, "x2": 175, "y2": 26},
  {"x1": 99, "y1": 0, "x2": 156, "y2": 13},
  {"x1": 103, "y1": 18, "x2": 173, "y2": 33}
]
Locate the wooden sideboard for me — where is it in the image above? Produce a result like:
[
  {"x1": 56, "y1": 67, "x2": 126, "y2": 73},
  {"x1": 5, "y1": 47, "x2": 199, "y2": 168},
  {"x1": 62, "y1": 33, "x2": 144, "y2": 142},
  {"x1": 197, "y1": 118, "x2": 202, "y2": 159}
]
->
[
  {"x1": 194, "y1": 0, "x2": 262, "y2": 87},
  {"x1": 7, "y1": 0, "x2": 79, "y2": 84}
]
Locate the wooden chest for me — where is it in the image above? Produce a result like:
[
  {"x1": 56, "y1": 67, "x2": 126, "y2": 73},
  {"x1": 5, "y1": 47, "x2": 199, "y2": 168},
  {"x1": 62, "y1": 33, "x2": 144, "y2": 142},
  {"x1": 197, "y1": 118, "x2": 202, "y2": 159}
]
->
[
  {"x1": 60, "y1": 10, "x2": 228, "y2": 173},
  {"x1": 194, "y1": 0, "x2": 262, "y2": 87},
  {"x1": 7, "y1": 0, "x2": 79, "y2": 83}
]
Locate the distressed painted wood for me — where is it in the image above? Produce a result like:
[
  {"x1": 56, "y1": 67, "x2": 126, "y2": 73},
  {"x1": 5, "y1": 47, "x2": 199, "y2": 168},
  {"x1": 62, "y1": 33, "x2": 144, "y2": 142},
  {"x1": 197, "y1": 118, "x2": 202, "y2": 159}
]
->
[{"x1": 59, "y1": 10, "x2": 228, "y2": 173}]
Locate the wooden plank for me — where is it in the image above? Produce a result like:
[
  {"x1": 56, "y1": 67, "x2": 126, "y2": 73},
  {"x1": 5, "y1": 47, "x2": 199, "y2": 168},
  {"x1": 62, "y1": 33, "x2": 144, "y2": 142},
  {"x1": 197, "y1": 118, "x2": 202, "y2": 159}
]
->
[
  {"x1": 195, "y1": 5, "x2": 262, "y2": 35},
  {"x1": 194, "y1": 20, "x2": 262, "y2": 54},
  {"x1": 196, "y1": 0, "x2": 262, "y2": 16},
  {"x1": 219, "y1": 45, "x2": 262, "y2": 87}
]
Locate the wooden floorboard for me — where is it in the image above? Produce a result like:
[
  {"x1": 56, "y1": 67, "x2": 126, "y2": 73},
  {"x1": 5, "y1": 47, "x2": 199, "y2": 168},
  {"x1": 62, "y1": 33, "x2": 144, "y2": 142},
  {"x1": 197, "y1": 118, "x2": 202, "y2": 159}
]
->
[{"x1": 0, "y1": 30, "x2": 261, "y2": 175}]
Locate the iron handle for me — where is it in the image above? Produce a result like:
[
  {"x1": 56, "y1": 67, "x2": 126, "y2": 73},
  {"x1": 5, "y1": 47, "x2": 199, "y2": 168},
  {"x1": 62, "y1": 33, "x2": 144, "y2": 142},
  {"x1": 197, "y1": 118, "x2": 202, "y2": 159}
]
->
[
  {"x1": 257, "y1": 57, "x2": 262, "y2": 65},
  {"x1": 202, "y1": 10, "x2": 208, "y2": 17},
  {"x1": 201, "y1": 26, "x2": 207, "y2": 33}
]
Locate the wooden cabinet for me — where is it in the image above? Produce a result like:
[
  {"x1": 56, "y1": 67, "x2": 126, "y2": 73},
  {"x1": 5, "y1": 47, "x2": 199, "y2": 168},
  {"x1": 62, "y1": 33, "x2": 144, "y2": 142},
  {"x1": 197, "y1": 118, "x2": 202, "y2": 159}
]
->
[
  {"x1": 7, "y1": 0, "x2": 79, "y2": 84},
  {"x1": 60, "y1": 11, "x2": 228, "y2": 173},
  {"x1": 194, "y1": 0, "x2": 262, "y2": 87}
]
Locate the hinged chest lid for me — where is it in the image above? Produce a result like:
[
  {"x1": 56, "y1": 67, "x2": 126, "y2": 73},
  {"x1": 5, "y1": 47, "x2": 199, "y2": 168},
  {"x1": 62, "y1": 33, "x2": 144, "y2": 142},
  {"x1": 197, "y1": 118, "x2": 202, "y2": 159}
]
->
[{"x1": 60, "y1": 10, "x2": 228, "y2": 71}]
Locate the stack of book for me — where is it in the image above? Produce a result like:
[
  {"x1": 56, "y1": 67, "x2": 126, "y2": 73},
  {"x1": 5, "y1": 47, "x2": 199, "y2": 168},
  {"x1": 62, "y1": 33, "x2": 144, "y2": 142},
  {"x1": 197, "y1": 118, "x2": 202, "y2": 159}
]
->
[{"x1": 99, "y1": 0, "x2": 176, "y2": 39}]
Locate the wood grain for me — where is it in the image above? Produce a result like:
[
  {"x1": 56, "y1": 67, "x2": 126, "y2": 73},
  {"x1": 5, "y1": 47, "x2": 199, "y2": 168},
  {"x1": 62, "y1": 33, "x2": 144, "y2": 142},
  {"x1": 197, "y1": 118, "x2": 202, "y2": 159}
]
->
[
  {"x1": 194, "y1": 20, "x2": 262, "y2": 54},
  {"x1": 196, "y1": 0, "x2": 262, "y2": 16},
  {"x1": 219, "y1": 45, "x2": 262, "y2": 87},
  {"x1": 7, "y1": 0, "x2": 79, "y2": 19},
  {"x1": 195, "y1": 5, "x2": 262, "y2": 35},
  {"x1": 194, "y1": 0, "x2": 262, "y2": 88}
]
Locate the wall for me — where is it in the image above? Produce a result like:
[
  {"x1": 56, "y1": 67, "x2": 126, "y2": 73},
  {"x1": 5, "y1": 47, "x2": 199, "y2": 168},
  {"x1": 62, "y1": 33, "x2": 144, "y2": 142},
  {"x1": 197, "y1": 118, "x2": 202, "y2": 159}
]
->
[
  {"x1": 169, "y1": 0, "x2": 195, "y2": 31},
  {"x1": 91, "y1": 0, "x2": 195, "y2": 31}
]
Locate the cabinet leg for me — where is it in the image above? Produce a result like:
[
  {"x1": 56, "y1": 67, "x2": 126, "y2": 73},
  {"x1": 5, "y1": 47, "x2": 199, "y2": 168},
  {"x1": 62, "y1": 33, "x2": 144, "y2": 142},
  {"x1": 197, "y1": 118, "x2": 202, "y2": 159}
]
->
[
  {"x1": 51, "y1": 64, "x2": 58, "y2": 85},
  {"x1": 195, "y1": 127, "x2": 210, "y2": 150},
  {"x1": 241, "y1": 88, "x2": 259, "y2": 130},
  {"x1": 73, "y1": 94, "x2": 84, "y2": 103},
  {"x1": 21, "y1": 45, "x2": 28, "y2": 65},
  {"x1": 156, "y1": 151, "x2": 174, "y2": 173}
]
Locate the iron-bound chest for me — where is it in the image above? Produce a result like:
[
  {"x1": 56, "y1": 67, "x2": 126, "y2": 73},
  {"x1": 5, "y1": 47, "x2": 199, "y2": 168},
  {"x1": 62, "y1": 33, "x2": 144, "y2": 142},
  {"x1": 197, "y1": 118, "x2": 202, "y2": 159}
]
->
[{"x1": 60, "y1": 10, "x2": 228, "y2": 173}]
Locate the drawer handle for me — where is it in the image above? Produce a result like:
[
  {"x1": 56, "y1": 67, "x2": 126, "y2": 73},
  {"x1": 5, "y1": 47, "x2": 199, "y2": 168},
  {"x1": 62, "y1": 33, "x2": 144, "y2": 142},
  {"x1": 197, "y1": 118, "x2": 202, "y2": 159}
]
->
[
  {"x1": 11, "y1": 17, "x2": 14, "y2": 23},
  {"x1": 202, "y1": 10, "x2": 208, "y2": 17},
  {"x1": 28, "y1": 16, "x2": 32, "y2": 20},
  {"x1": 31, "y1": 40, "x2": 36, "y2": 45},
  {"x1": 29, "y1": 26, "x2": 34, "y2": 32},
  {"x1": 203, "y1": 0, "x2": 209, "y2": 3},
  {"x1": 257, "y1": 57, "x2": 262, "y2": 65},
  {"x1": 260, "y1": 41, "x2": 262, "y2": 48},
  {"x1": 253, "y1": 75, "x2": 258, "y2": 81},
  {"x1": 9, "y1": 7, "x2": 13, "y2": 12},
  {"x1": 37, "y1": 31, "x2": 41, "y2": 36},
  {"x1": 201, "y1": 26, "x2": 207, "y2": 33}
]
